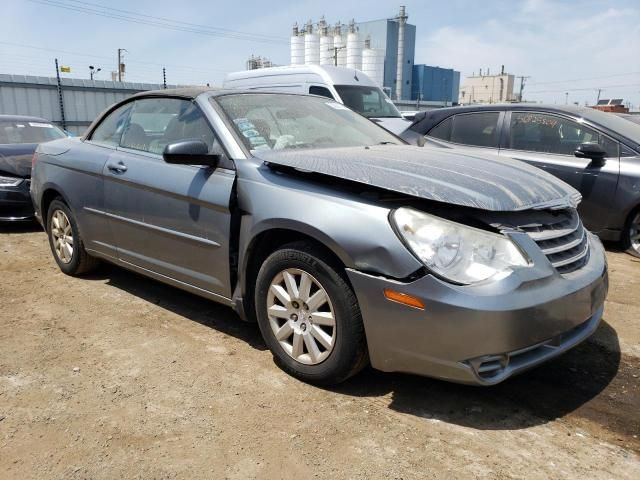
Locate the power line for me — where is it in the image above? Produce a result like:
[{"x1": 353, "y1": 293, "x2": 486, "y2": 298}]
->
[
  {"x1": 0, "y1": 41, "x2": 229, "y2": 75},
  {"x1": 63, "y1": 0, "x2": 286, "y2": 41},
  {"x1": 526, "y1": 83, "x2": 640, "y2": 94},
  {"x1": 23, "y1": 0, "x2": 288, "y2": 44},
  {"x1": 526, "y1": 72, "x2": 640, "y2": 86}
]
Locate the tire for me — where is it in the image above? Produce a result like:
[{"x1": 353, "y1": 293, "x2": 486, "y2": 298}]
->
[
  {"x1": 621, "y1": 209, "x2": 640, "y2": 258},
  {"x1": 46, "y1": 198, "x2": 100, "y2": 275},
  {"x1": 254, "y1": 241, "x2": 368, "y2": 385}
]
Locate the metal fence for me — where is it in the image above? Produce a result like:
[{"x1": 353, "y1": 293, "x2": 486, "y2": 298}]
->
[{"x1": 0, "y1": 74, "x2": 182, "y2": 135}]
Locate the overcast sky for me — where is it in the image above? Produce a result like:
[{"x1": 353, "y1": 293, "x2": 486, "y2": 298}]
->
[{"x1": 1, "y1": 0, "x2": 639, "y2": 107}]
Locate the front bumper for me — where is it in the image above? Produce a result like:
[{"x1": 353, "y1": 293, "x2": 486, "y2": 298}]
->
[
  {"x1": 0, "y1": 179, "x2": 34, "y2": 221},
  {"x1": 347, "y1": 232, "x2": 608, "y2": 385}
]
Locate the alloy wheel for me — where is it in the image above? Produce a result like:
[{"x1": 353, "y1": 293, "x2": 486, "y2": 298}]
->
[
  {"x1": 266, "y1": 268, "x2": 336, "y2": 365},
  {"x1": 51, "y1": 210, "x2": 74, "y2": 264}
]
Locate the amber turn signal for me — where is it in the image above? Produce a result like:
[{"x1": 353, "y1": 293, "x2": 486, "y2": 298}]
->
[{"x1": 383, "y1": 289, "x2": 425, "y2": 310}]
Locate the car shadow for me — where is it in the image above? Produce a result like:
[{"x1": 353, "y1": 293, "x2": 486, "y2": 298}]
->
[
  {"x1": 83, "y1": 263, "x2": 268, "y2": 352},
  {"x1": 0, "y1": 220, "x2": 42, "y2": 234},
  {"x1": 83, "y1": 263, "x2": 623, "y2": 433},
  {"x1": 329, "y1": 320, "x2": 622, "y2": 432}
]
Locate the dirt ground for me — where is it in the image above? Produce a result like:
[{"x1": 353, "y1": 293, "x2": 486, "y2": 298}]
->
[{"x1": 1, "y1": 223, "x2": 638, "y2": 479}]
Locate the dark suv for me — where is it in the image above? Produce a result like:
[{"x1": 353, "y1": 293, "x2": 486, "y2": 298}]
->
[{"x1": 402, "y1": 104, "x2": 640, "y2": 257}]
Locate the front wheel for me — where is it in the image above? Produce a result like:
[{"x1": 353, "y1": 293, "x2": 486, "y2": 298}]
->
[
  {"x1": 622, "y1": 210, "x2": 640, "y2": 258},
  {"x1": 254, "y1": 242, "x2": 368, "y2": 385}
]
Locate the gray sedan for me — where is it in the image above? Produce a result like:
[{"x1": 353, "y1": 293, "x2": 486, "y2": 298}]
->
[
  {"x1": 402, "y1": 104, "x2": 640, "y2": 257},
  {"x1": 30, "y1": 89, "x2": 608, "y2": 385}
]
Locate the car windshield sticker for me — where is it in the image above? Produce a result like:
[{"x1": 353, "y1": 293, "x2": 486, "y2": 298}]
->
[
  {"x1": 234, "y1": 118, "x2": 268, "y2": 148},
  {"x1": 28, "y1": 122, "x2": 54, "y2": 128},
  {"x1": 325, "y1": 102, "x2": 349, "y2": 110}
]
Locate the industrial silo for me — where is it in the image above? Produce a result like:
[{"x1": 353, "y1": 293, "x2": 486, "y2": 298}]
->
[
  {"x1": 319, "y1": 23, "x2": 335, "y2": 66},
  {"x1": 346, "y1": 20, "x2": 362, "y2": 70},
  {"x1": 362, "y1": 39, "x2": 385, "y2": 87},
  {"x1": 290, "y1": 23, "x2": 304, "y2": 65},
  {"x1": 304, "y1": 20, "x2": 320, "y2": 65},
  {"x1": 333, "y1": 23, "x2": 347, "y2": 67}
]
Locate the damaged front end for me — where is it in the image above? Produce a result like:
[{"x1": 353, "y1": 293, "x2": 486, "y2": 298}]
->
[{"x1": 240, "y1": 144, "x2": 608, "y2": 384}]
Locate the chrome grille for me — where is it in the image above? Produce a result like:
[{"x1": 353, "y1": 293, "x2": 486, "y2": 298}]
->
[{"x1": 518, "y1": 210, "x2": 590, "y2": 274}]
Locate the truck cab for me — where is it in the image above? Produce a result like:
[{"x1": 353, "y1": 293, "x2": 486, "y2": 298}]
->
[{"x1": 223, "y1": 65, "x2": 411, "y2": 135}]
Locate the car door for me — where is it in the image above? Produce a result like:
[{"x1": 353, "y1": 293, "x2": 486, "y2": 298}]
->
[
  {"x1": 80, "y1": 101, "x2": 134, "y2": 258},
  {"x1": 102, "y1": 96, "x2": 235, "y2": 299},
  {"x1": 498, "y1": 111, "x2": 620, "y2": 233}
]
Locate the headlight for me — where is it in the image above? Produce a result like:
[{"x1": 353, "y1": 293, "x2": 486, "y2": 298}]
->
[
  {"x1": 0, "y1": 175, "x2": 23, "y2": 187},
  {"x1": 391, "y1": 207, "x2": 530, "y2": 284}
]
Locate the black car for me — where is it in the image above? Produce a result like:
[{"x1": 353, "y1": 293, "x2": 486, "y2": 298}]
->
[
  {"x1": 0, "y1": 115, "x2": 66, "y2": 221},
  {"x1": 401, "y1": 104, "x2": 640, "y2": 257}
]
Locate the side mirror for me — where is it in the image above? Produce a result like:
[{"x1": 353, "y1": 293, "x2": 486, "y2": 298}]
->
[
  {"x1": 163, "y1": 140, "x2": 220, "y2": 168},
  {"x1": 574, "y1": 142, "x2": 606, "y2": 164}
]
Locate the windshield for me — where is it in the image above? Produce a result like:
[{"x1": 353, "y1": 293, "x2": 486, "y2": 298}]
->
[
  {"x1": 0, "y1": 120, "x2": 66, "y2": 144},
  {"x1": 333, "y1": 85, "x2": 402, "y2": 118},
  {"x1": 575, "y1": 107, "x2": 640, "y2": 145},
  {"x1": 215, "y1": 93, "x2": 401, "y2": 152},
  {"x1": 618, "y1": 114, "x2": 640, "y2": 127}
]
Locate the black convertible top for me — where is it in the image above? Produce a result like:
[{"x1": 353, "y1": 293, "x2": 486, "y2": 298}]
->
[
  {"x1": 129, "y1": 87, "x2": 251, "y2": 100},
  {"x1": 0, "y1": 114, "x2": 55, "y2": 123}
]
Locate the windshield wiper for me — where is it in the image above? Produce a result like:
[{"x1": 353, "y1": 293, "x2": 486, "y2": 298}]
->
[{"x1": 377, "y1": 141, "x2": 397, "y2": 145}]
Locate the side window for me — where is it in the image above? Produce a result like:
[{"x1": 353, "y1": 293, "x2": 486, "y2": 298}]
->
[
  {"x1": 621, "y1": 144, "x2": 638, "y2": 157},
  {"x1": 121, "y1": 98, "x2": 216, "y2": 155},
  {"x1": 508, "y1": 112, "x2": 611, "y2": 156},
  {"x1": 427, "y1": 117, "x2": 452, "y2": 141},
  {"x1": 450, "y1": 112, "x2": 500, "y2": 148},
  {"x1": 90, "y1": 103, "x2": 132, "y2": 147},
  {"x1": 309, "y1": 86, "x2": 334, "y2": 99}
]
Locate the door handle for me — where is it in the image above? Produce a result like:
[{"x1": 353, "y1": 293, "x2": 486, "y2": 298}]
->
[{"x1": 107, "y1": 161, "x2": 128, "y2": 173}]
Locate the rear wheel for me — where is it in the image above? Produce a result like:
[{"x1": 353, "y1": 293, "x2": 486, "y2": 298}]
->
[
  {"x1": 46, "y1": 199, "x2": 99, "y2": 275},
  {"x1": 254, "y1": 241, "x2": 368, "y2": 385},
  {"x1": 622, "y1": 210, "x2": 640, "y2": 258}
]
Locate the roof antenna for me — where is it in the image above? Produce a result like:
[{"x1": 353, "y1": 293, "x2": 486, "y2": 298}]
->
[{"x1": 354, "y1": 69, "x2": 359, "y2": 82}]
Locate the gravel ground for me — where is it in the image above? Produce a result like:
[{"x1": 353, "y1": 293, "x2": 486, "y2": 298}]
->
[{"x1": 1, "y1": 223, "x2": 639, "y2": 479}]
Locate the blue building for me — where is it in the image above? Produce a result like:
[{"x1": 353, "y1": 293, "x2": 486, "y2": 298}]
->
[
  {"x1": 411, "y1": 65, "x2": 460, "y2": 104},
  {"x1": 356, "y1": 18, "x2": 416, "y2": 100}
]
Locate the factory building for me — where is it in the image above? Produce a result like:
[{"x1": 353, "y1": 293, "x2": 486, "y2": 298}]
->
[
  {"x1": 289, "y1": 6, "x2": 416, "y2": 100},
  {"x1": 412, "y1": 65, "x2": 460, "y2": 105},
  {"x1": 458, "y1": 68, "x2": 515, "y2": 104}
]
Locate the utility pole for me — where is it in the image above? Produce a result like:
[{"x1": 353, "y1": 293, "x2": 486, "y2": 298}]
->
[
  {"x1": 565, "y1": 92, "x2": 569, "y2": 105},
  {"x1": 596, "y1": 88, "x2": 602, "y2": 104},
  {"x1": 331, "y1": 46, "x2": 345, "y2": 67},
  {"x1": 162, "y1": 67, "x2": 167, "y2": 89},
  {"x1": 117, "y1": 48, "x2": 127, "y2": 82},
  {"x1": 516, "y1": 76, "x2": 530, "y2": 102},
  {"x1": 54, "y1": 58, "x2": 67, "y2": 131}
]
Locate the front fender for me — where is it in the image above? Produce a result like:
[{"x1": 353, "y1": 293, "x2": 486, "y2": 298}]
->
[{"x1": 235, "y1": 160, "x2": 423, "y2": 285}]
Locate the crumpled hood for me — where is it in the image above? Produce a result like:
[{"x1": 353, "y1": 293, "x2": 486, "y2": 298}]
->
[
  {"x1": 255, "y1": 145, "x2": 581, "y2": 212},
  {"x1": 0, "y1": 143, "x2": 36, "y2": 178}
]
